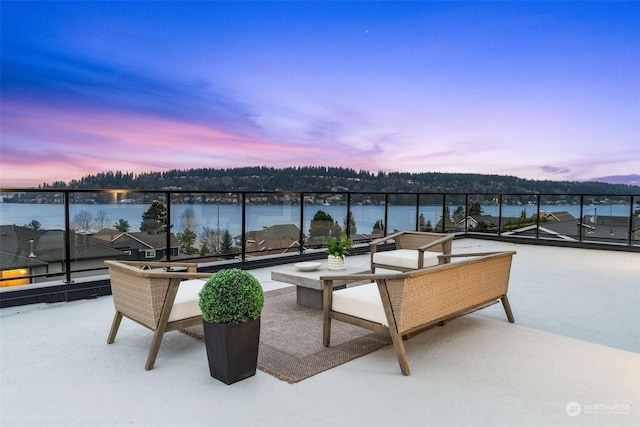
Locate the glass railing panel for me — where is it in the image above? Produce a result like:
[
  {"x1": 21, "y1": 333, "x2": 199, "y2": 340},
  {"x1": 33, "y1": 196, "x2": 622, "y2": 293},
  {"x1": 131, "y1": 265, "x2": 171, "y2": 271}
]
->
[
  {"x1": 303, "y1": 193, "x2": 347, "y2": 249},
  {"x1": 170, "y1": 192, "x2": 242, "y2": 261},
  {"x1": 245, "y1": 192, "x2": 301, "y2": 258},
  {"x1": 497, "y1": 193, "x2": 540, "y2": 238},
  {"x1": 387, "y1": 194, "x2": 417, "y2": 233},
  {"x1": 529, "y1": 194, "x2": 583, "y2": 242},
  {"x1": 443, "y1": 194, "x2": 466, "y2": 233},
  {"x1": 350, "y1": 193, "x2": 386, "y2": 241},
  {"x1": 581, "y1": 195, "x2": 632, "y2": 245},
  {"x1": 69, "y1": 191, "x2": 172, "y2": 278},
  {"x1": 418, "y1": 194, "x2": 445, "y2": 232},
  {"x1": 465, "y1": 193, "x2": 501, "y2": 235},
  {"x1": 0, "y1": 191, "x2": 66, "y2": 286}
]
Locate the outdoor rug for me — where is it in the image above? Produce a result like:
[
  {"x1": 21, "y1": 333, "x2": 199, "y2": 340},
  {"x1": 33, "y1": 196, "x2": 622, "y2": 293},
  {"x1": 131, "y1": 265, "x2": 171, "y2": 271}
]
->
[{"x1": 181, "y1": 287, "x2": 391, "y2": 383}]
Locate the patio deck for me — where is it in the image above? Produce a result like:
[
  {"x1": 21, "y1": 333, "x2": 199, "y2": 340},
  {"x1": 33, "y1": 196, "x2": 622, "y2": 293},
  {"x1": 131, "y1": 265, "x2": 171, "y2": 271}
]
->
[{"x1": 1, "y1": 239, "x2": 638, "y2": 426}]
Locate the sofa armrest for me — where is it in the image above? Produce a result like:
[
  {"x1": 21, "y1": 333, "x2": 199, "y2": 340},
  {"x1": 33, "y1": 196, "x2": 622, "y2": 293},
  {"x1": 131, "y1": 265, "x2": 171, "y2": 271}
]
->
[
  {"x1": 437, "y1": 251, "x2": 513, "y2": 261},
  {"x1": 116, "y1": 260, "x2": 201, "y2": 273},
  {"x1": 369, "y1": 231, "x2": 404, "y2": 252},
  {"x1": 416, "y1": 234, "x2": 454, "y2": 252}
]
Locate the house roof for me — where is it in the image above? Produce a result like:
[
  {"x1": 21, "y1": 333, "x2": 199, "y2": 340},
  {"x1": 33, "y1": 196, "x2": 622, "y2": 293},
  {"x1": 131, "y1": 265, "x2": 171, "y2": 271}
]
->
[
  {"x1": 245, "y1": 224, "x2": 301, "y2": 240},
  {"x1": 245, "y1": 237, "x2": 300, "y2": 256},
  {"x1": 465, "y1": 215, "x2": 512, "y2": 227},
  {"x1": 93, "y1": 228, "x2": 179, "y2": 249},
  {"x1": 504, "y1": 216, "x2": 639, "y2": 243},
  {"x1": 0, "y1": 225, "x2": 123, "y2": 270},
  {"x1": 543, "y1": 211, "x2": 575, "y2": 222}
]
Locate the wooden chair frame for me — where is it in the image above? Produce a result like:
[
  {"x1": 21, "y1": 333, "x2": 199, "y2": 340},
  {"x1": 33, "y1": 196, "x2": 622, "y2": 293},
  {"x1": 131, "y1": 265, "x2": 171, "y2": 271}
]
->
[{"x1": 105, "y1": 260, "x2": 212, "y2": 370}]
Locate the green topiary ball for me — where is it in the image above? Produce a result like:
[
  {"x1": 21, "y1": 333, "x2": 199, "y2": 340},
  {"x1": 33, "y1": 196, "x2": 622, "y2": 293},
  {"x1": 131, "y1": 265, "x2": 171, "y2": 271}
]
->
[{"x1": 199, "y1": 268, "x2": 264, "y2": 324}]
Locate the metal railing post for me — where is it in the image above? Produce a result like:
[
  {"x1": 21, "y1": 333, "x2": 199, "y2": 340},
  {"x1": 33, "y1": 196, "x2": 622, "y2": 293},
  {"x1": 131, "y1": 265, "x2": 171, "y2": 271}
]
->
[
  {"x1": 299, "y1": 192, "x2": 305, "y2": 254},
  {"x1": 383, "y1": 193, "x2": 389, "y2": 236},
  {"x1": 627, "y1": 195, "x2": 634, "y2": 246},
  {"x1": 464, "y1": 194, "x2": 469, "y2": 234},
  {"x1": 346, "y1": 192, "x2": 352, "y2": 237},
  {"x1": 241, "y1": 192, "x2": 247, "y2": 261},
  {"x1": 415, "y1": 194, "x2": 420, "y2": 231},
  {"x1": 498, "y1": 194, "x2": 503, "y2": 236},
  {"x1": 578, "y1": 195, "x2": 584, "y2": 242},
  {"x1": 536, "y1": 194, "x2": 541, "y2": 240},
  {"x1": 165, "y1": 191, "x2": 172, "y2": 261},
  {"x1": 63, "y1": 191, "x2": 72, "y2": 284}
]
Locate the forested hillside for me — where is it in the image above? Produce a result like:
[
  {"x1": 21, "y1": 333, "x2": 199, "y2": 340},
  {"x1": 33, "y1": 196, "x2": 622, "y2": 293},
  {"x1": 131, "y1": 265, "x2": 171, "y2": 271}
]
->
[{"x1": 38, "y1": 166, "x2": 639, "y2": 194}]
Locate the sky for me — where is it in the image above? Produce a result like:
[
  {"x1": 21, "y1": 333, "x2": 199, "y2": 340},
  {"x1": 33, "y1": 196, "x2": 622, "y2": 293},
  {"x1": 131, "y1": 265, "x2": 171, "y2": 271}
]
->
[{"x1": 1, "y1": 1, "x2": 639, "y2": 188}]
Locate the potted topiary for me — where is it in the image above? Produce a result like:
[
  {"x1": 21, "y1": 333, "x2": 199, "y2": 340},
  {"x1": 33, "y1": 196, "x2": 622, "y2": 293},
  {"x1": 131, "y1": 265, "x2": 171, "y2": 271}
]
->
[
  {"x1": 198, "y1": 268, "x2": 264, "y2": 385},
  {"x1": 325, "y1": 233, "x2": 353, "y2": 271}
]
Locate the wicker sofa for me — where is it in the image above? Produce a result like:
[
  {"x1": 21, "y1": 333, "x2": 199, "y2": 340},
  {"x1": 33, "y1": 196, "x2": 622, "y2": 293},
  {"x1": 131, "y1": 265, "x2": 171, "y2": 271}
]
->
[
  {"x1": 370, "y1": 231, "x2": 454, "y2": 272},
  {"x1": 322, "y1": 251, "x2": 516, "y2": 375},
  {"x1": 104, "y1": 260, "x2": 212, "y2": 370}
]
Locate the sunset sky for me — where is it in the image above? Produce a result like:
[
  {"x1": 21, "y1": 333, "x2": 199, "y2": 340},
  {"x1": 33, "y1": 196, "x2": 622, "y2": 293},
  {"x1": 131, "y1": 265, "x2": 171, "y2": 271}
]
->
[{"x1": 1, "y1": 1, "x2": 639, "y2": 188}]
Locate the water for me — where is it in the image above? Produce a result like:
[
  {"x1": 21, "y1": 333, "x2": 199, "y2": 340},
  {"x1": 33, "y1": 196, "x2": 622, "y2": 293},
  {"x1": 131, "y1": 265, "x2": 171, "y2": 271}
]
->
[{"x1": 0, "y1": 202, "x2": 632, "y2": 237}]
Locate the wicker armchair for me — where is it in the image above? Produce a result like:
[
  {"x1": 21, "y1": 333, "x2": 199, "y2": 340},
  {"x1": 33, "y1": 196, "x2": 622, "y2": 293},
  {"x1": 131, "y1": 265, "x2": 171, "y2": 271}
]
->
[
  {"x1": 370, "y1": 231, "x2": 454, "y2": 272},
  {"x1": 104, "y1": 260, "x2": 212, "y2": 370},
  {"x1": 322, "y1": 251, "x2": 516, "y2": 375}
]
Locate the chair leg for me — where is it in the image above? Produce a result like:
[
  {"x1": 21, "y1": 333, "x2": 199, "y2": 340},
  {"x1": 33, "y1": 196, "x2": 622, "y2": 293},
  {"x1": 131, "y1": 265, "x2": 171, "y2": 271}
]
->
[
  {"x1": 107, "y1": 311, "x2": 123, "y2": 344},
  {"x1": 389, "y1": 329, "x2": 411, "y2": 376},
  {"x1": 323, "y1": 318, "x2": 332, "y2": 347},
  {"x1": 502, "y1": 295, "x2": 515, "y2": 323},
  {"x1": 323, "y1": 280, "x2": 332, "y2": 347},
  {"x1": 145, "y1": 328, "x2": 167, "y2": 371}
]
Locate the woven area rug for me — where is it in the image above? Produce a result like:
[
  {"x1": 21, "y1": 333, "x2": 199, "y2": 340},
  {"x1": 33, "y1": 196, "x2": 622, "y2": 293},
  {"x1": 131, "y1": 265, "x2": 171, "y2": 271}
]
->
[{"x1": 181, "y1": 287, "x2": 391, "y2": 383}]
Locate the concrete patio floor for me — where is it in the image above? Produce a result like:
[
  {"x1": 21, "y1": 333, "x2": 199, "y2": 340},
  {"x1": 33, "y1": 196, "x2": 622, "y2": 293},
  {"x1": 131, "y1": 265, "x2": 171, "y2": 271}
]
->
[{"x1": 1, "y1": 239, "x2": 639, "y2": 426}]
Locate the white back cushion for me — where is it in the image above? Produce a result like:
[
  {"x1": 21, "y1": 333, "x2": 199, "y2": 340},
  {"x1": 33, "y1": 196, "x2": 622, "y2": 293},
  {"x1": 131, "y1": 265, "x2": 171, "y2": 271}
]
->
[
  {"x1": 169, "y1": 279, "x2": 206, "y2": 322},
  {"x1": 373, "y1": 249, "x2": 441, "y2": 270}
]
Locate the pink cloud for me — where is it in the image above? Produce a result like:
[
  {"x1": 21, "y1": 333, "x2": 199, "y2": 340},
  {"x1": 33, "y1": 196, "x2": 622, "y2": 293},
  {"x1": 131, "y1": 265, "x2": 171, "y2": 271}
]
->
[{"x1": 0, "y1": 101, "x2": 360, "y2": 187}]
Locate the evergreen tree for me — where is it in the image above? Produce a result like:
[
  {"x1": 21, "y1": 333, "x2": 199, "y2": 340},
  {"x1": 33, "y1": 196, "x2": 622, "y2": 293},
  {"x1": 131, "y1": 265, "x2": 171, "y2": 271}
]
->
[
  {"x1": 468, "y1": 202, "x2": 483, "y2": 216},
  {"x1": 140, "y1": 200, "x2": 167, "y2": 234},
  {"x1": 177, "y1": 228, "x2": 197, "y2": 255},
  {"x1": 344, "y1": 211, "x2": 357, "y2": 236},
  {"x1": 372, "y1": 219, "x2": 384, "y2": 235},
  {"x1": 436, "y1": 206, "x2": 454, "y2": 231},
  {"x1": 418, "y1": 214, "x2": 433, "y2": 232},
  {"x1": 113, "y1": 219, "x2": 130, "y2": 232},
  {"x1": 220, "y1": 230, "x2": 234, "y2": 253},
  {"x1": 309, "y1": 210, "x2": 342, "y2": 244},
  {"x1": 452, "y1": 205, "x2": 465, "y2": 224}
]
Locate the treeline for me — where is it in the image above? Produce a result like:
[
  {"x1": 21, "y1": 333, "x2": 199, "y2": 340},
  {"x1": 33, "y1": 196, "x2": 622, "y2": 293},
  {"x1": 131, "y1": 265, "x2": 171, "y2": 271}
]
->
[{"x1": 37, "y1": 166, "x2": 639, "y2": 195}]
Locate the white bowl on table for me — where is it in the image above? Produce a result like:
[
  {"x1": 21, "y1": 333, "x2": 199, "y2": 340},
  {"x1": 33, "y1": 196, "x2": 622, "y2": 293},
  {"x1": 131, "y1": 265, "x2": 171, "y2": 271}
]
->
[{"x1": 294, "y1": 262, "x2": 321, "y2": 272}]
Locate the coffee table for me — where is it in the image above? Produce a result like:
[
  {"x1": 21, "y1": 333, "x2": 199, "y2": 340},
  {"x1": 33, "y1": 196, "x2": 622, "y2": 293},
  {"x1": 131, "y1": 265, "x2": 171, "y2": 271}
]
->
[{"x1": 271, "y1": 262, "x2": 370, "y2": 309}]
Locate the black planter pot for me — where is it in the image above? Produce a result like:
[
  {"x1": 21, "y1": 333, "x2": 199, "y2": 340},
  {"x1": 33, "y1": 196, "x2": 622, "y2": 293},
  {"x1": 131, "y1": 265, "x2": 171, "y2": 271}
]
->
[{"x1": 202, "y1": 317, "x2": 260, "y2": 385}]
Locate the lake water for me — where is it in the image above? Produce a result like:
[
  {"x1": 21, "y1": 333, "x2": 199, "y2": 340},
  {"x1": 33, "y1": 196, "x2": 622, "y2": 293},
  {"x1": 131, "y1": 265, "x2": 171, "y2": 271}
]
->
[{"x1": 0, "y1": 202, "x2": 632, "y2": 236}]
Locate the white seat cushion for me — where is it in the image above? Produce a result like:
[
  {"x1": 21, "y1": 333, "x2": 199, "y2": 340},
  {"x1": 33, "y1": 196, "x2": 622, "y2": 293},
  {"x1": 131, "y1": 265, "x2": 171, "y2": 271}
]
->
[
  {"x1": 373, "y1": 249, "x2": 441, "y2": 270},
  {"x1": 332, "y1": 283, "x2": 388, "y2": 326},
  {"x1": 168, "y1": 279, "x2": 206, "y2": 322}
]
